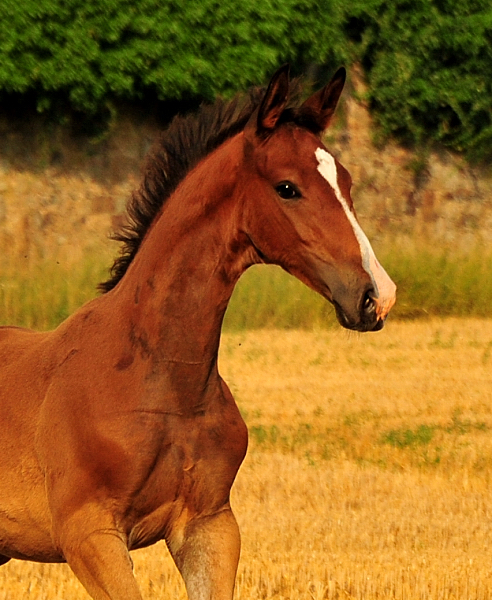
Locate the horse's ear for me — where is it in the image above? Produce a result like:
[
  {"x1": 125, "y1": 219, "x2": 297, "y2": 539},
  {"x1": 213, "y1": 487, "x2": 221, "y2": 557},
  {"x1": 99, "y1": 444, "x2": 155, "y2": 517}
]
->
[
  {"x1": 256, "y1": 64, "x2": 290, "y2": 134},
  {"x1": 301, "y1": 67, "x2": 346, "y2": 130}
]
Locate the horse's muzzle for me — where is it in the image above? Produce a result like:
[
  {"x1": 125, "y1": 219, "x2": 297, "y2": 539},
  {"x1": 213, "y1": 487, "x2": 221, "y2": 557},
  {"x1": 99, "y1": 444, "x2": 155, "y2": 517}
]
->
[{"x1": 333, "y1": 287, "x2": 388, "y2": 332}]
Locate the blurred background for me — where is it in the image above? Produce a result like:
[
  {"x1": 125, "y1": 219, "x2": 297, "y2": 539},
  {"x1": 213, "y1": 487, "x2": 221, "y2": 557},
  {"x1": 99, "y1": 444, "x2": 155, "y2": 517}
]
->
[{"x1": 0, "y1": 0, "x2": 491, "y2": 328}]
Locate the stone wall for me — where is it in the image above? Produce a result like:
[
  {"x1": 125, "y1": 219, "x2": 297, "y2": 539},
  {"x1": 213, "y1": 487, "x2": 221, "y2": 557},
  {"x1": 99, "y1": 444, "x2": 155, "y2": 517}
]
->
[
  {"x1": 334, "y1": 70, "x2": 492, "y2": 251},
  {"x1": 0, "y1": 168, "x2": 134, "y2": 265}
]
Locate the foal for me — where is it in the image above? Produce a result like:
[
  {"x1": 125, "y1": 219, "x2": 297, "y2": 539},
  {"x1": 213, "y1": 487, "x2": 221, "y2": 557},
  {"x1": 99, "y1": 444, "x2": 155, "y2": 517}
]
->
[{"x1": 0, "y1": 65, "x2": 395, "y2": 599}]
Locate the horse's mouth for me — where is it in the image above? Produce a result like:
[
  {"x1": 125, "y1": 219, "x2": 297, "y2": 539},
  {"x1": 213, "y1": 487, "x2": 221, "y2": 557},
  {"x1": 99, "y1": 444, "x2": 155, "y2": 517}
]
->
[{"x1": 333, "y1": 300, "x2": 386, "y2": 332}]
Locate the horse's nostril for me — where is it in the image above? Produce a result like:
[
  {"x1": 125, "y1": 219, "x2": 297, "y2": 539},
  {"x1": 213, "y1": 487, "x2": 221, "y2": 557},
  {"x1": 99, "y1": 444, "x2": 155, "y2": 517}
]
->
[{"x1": 362, "y1": 290, "x2": 377, "y2": 317}]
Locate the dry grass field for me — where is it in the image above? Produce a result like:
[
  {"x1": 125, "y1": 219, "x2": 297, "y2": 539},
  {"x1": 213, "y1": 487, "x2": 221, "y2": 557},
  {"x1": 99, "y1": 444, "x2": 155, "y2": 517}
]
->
[{"x1": 2, "y1": 318, "x2": 492, "y2": 599}]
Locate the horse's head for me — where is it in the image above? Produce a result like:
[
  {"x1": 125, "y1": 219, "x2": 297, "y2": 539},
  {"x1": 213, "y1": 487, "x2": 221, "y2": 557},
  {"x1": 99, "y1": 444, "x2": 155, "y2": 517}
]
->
[{"x1": 239, "y1": 65, "x2": 396, "y2": 332}]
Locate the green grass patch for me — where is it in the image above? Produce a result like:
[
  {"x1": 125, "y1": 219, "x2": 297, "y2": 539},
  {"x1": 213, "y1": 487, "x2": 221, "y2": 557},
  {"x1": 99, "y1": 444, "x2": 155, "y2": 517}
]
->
[
  {"x1": 224, "y1": 265, "x2": 336, "y2": 330},
  {"x1": 380, "y1": 414, "x2": 489, "y2": 450},
  {"x1": 225, "y1": 241, "x2": 492, "y2": 328},
  {"x1": 246, "y1": 410, "x2": 491, "y2": 472},
  {"x1": 0, "y1": 258, "x2": 111, "y2": 330},
  {"x1": 2, "y1": 240, "x2": 492, "y2": 330},
  {"x1": 233, "y1": 242, "x2": 492, "y2": 327},
  {"x1": 378, "y1": 413, "x2": 490, "y2": 469},
  {"x1": 380, "y1": 241, "x2": 492, "y2": 319},
  {"x1": 243, "y1": 408, "x2": 490, "y2": 472},
  {"x1": 380, "y1": 425, "x2": 436, "y2": 449}
]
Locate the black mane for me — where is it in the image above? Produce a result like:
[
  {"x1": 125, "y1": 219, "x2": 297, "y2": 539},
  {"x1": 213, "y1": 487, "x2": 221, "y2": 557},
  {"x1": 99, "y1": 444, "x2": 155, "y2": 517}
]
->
[{"x1": 99, "y1": 80, "x2": 314, "y2": 293}]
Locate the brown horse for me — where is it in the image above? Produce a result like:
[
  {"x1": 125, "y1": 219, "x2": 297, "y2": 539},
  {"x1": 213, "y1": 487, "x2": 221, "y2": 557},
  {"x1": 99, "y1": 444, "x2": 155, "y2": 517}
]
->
[{"x1": 0, "y1": 66, "x2": 395, "y2": 599}]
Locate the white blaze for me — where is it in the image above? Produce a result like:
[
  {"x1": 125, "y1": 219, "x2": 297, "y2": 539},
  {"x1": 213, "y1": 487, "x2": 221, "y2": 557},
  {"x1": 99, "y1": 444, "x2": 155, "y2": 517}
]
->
[{"x1": 315, "y1": 147, "x2": 396, "y2": 319}]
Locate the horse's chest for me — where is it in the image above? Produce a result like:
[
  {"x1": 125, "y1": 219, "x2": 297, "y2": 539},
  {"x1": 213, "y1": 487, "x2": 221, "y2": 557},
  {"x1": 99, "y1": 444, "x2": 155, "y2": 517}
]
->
[
  {"x1": 125, "y1": 403, "x2": 248, "y2": 548},
  {"x1": 154, "y1": 406, "x2": 247, "y2": 504}
]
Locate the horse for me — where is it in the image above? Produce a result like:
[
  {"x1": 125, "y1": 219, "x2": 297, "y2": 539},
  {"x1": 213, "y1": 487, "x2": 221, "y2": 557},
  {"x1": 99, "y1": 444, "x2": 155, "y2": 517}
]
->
[{"x1": 0, "y1": 65, "x2": 395, "y2": 599}]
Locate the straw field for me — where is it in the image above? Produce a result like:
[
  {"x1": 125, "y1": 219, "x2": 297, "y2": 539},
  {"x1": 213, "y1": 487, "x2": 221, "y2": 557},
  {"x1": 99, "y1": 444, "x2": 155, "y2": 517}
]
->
[{"x1": 1, "y1": 318, "x2": 492, "y2": 599}]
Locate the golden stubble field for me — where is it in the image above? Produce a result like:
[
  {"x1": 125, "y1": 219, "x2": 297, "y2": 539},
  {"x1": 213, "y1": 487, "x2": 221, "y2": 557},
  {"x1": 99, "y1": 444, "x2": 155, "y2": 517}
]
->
[{"x1": 2, "y1": 318, "x2": 492, "y2": 599}]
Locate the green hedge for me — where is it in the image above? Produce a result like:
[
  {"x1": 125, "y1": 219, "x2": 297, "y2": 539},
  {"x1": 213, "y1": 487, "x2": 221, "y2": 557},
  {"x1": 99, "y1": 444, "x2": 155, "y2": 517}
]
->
[
  {"x1": 343, "y1": 0, "x2": 492, "y2": 161},
  {"x1": 0, "y1": 0, "x2": 342, "y2": 112},
  {"x1": 0, "y1": 1, "x2": 491, "y2": 160}
]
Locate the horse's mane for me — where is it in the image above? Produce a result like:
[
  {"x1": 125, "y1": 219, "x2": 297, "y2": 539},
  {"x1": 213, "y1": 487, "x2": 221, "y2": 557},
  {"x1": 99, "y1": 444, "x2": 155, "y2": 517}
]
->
[{"x1": 99, "y1": 79, "x2": 314, "y2": 293}]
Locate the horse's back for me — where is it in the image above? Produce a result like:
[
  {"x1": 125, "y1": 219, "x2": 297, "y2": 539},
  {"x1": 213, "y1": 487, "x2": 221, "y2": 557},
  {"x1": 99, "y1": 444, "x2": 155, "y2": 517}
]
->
[
  {"x1": 0, "y1": 324, "x2": 53, "y2": 388},
  {"x1": 0, "y1": 324, "x2": 55, "y2": 414},
  {"x1": 0, "y1": 324, "x2": 53, "y2": 437},
  {"x1": 0, "y1": 324, "x2": 46, "y2": 353}
]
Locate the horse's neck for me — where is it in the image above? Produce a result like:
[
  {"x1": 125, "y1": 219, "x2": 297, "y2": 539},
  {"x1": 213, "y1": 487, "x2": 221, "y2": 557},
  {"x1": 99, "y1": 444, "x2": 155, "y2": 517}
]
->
[{"x1": 112, "y1": 135, "x2": 250, "y2": 366}]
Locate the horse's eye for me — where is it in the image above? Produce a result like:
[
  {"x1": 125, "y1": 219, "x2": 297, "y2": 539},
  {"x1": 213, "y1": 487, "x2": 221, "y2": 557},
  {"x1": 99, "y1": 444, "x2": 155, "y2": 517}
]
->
[{"x1": 275, "y1": 182, "x2": 301, "y2": 200}]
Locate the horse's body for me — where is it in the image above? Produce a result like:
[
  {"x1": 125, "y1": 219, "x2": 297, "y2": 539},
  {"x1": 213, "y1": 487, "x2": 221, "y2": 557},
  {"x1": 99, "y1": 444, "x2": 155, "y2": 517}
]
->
[{"x1": 0, "y1": 66, "x2": 395, "y2": 599}]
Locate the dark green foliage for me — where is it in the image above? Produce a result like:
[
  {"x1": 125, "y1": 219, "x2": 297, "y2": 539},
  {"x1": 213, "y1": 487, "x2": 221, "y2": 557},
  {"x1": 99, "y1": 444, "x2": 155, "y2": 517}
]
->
[
  {"x1": 1, "y1": 0, "x2": 490, "y2": 160},
  {"x1": 0, "y1": 0, "x2": 342, "y2": 113},
  {"x1": 343, "y1": 0, "x2": 492, "y2": 161}
]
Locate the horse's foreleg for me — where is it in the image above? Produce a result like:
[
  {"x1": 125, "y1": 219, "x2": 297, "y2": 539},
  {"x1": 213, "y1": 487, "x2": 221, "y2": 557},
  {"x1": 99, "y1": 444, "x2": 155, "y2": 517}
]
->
[
  {"x1": 57, "y1": 523, "x2": 143, "y2": 600},
  {"x1": 168, "y1": 505, "x2": 241, "y2": 600}
]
